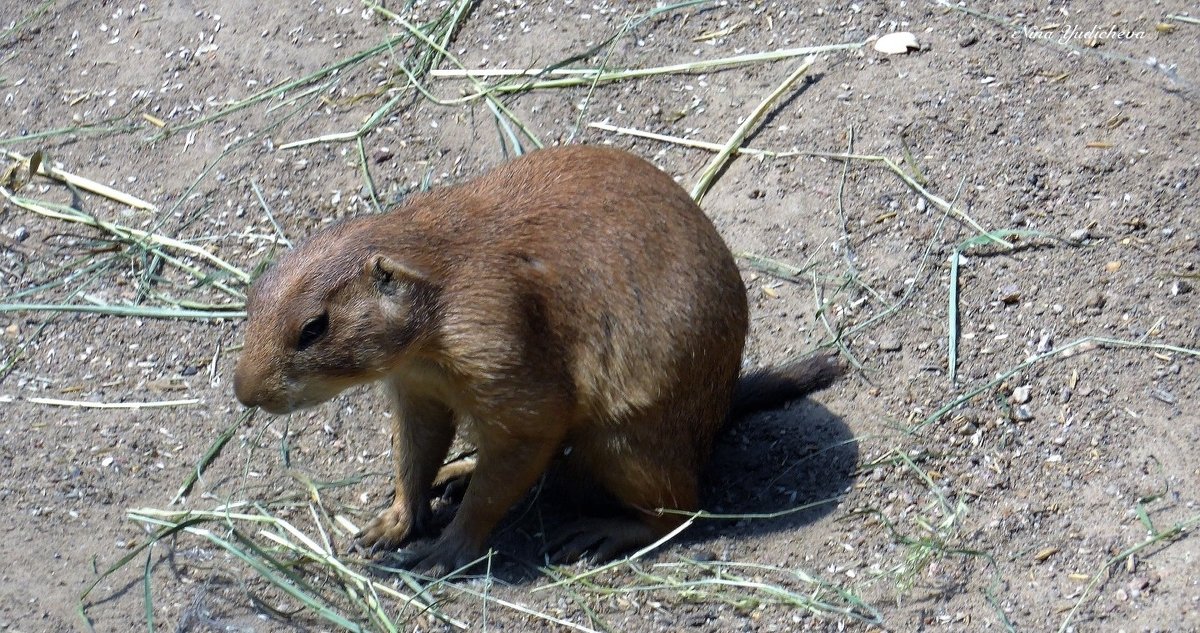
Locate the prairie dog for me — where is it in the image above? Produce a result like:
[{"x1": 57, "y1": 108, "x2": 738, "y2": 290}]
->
[{"x1": 234, "y1": 145, "x2": 842, "y2": 572}]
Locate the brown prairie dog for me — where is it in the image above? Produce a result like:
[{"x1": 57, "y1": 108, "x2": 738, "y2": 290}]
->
[{"x1": 234, "y1": 145, "x2": 843, "y2": 573}]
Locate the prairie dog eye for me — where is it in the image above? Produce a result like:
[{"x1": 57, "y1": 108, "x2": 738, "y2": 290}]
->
[{"x1": 297, "y1": 313, "x2": 329, "y2": 350}]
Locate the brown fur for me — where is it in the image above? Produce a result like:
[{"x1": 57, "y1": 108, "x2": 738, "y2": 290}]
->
[{"x1": 234, "y1": 145, "x2": 842, "y2": 573}]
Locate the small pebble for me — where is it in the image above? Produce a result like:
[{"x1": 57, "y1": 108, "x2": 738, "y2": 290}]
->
[
  {"x1": 1014, "y1": 405, "x2": 1034, "y2": 421},
  {"x1": 373, "y1": 147, "x2": 394, "y2": 164},
  {"x1": 999, "y1": 283, "x2": 1021, "y2": 304},
  {"x1": 1034, "y1": 546, "x2": 1057, "y2": 562},
  {"x1": 1150, "y1": 389, "x2": 1177, "y2": 405},
  {"x1": 1036, "y1": 331, "x2": 1053, "y2": 353},
  {"x1": 1011, "y1": 385, "x2": 1032, "y2": 404},
  {"x1": 1069, "y1": 228, "x2": 1090, "y2": 241},
  {"x1": 879, "y1": 335, "x2": 903, "y2": 352},
  {"x1": 1126, "y1": 579, "x2": 1146, "y2": 600},
  {"x1": 959, "y1": 34, "x2": 978, "y2": 47}
]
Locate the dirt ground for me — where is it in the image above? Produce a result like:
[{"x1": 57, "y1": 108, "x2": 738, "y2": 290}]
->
[{"x1": 1, "y1": 1, "x2": 1198, "y2": 631}]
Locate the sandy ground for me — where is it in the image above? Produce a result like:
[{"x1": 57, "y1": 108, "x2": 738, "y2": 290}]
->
[{"x1": 1, "y1": 1, "x2": 1198, "y2": 631}]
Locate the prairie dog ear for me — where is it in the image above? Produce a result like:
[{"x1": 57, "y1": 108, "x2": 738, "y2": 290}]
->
[{"x1": 368, "y1": 254, "x2": 426, "y2": 296}]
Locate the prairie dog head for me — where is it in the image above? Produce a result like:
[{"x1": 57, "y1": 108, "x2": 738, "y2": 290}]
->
[{"x1": 234, "y1": 238, "x2": 436, "y2": 414}]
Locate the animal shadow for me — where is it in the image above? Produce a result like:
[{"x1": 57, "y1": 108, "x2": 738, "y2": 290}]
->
[
  {"x1": 697, "y1": 398, "x2": 857, "y2": 540},
  {"x1": 431, "y1": 397, "x2": 856, "y2": 583}
]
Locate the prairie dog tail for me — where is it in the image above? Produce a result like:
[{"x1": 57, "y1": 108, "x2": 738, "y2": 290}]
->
[{"x1": 728, "y1": 352, "x2": 845, "y2": 420}]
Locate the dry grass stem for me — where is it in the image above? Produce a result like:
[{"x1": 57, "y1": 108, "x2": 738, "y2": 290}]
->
[
  {"x1": 24, "y1": 396, "x2": 200, "y2": 409},
  {"x1": 691, "y1": 56, "x2": 816, "y2": 202}
]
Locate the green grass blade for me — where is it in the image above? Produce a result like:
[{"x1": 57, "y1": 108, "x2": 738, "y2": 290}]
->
[
  {"x1": 142, "y1": 550, "x2": 155, "y2": 633},
  {"x1": 171, "y1": 410, "x2": 254, "y2": 504},
  {"x1": 78, "y1": 517, "x2": 210, "y2": 628}
]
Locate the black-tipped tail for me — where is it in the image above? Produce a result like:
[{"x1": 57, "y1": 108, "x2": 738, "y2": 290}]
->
[{"x1": 729, "y1": 352, "x2": 845, "y2": 420}]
